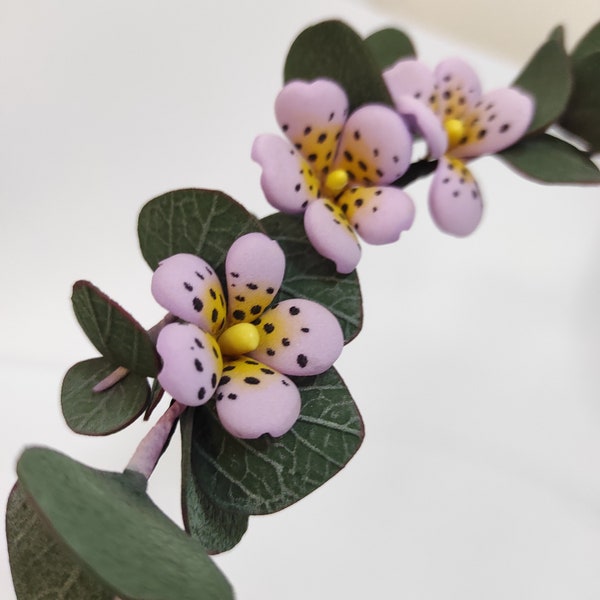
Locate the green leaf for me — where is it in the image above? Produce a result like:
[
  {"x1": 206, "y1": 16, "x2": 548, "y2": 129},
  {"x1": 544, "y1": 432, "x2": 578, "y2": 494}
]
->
[
  {"x1": 7, "y1": 483, "x2": 113, "y2": 600},
  {"x1": 364, "y1": 27, "x2": 416, "y2": 70},
  {"x1": 284, "y1": 19, "x2": 392, "y2": 112},
  {"x1": 548, "y1": 24, "x2": 565, "y2": 46},
  {"x1": 71, "y1": 281, "x2": 158, "y2": 377},
  {"x1": 572, "y1": 21, "x2": 600, "y2": 62},
  {"x1": 190, "y1": 367, "x2": 364, "y2": 515},
  {"x1": 61, "y1": 357, "x2": 150, "y2": 435},
  {"x1": 513, "y1": 38, "x2": 572, "y2": 134},
  {"x1": 560, "y1": 52, "x2": 600, "y2": 152},
  {"x1": 499, "y1": 134, "x2": 600, "y2": 183},
  {"x1": 261, "y1": 212, "x2": 362, "y2": 343},
  {"x1": 138, "y1": 188, "x2": 263, "y2": 273},
  {"x1": 181, "y1": 410, "x2": 248, "y2": 553},
  {"x1": 16, "y1": 447, "x2": 234, "y2": 600}
]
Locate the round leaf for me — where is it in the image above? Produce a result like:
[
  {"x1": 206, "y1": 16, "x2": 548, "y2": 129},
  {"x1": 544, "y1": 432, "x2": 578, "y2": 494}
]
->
[
  {"x1": 571, "y1": 21, "x2": 600, "y2": 62},
  {"x1": 499, "y1": 134, "x2": 600, "y2": 184},
  {"x1": 16, "y1": 447, "x2": 234, "y2": 600},
  {"x1": 7, "y1": 483, "x2": 112, "y2": 600},
  {"x1": 71, "y1": 281, "x2": 159, "y2": 377},
  {"x1": 284, "y1": 19, "x2": 392, "y2": 112},
  {"x1": 137, "y1": 188, "x2": 264, "y2": 272},
  {"x1": 190, "y1": 367, "x2": 364, "y2": 515},
  {"x1": 261, "y1": 212, "x2": 363, "y2": 343},
  {"x1": 364, "y1": 27, "x2": 416, "y2": 70},
  {"x1": 61, "y1": 357, "x2": 150, "y2": 435}
]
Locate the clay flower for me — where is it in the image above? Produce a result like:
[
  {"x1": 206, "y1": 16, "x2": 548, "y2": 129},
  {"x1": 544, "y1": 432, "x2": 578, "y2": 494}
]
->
[
  {"x1": 252, "y1": 78, "x2": 416, "y2": 273},
  {"x1": 384, "y1": 58, "x2": 534, "y2": 236},
  {"x1": 151, "y1": 232, "x2": 344, "y2": 439}
]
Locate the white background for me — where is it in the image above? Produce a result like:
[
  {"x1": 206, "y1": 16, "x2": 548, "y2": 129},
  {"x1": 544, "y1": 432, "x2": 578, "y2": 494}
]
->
[{"x1": 2, "y1": 1, "x2": 600, "y2": 598}]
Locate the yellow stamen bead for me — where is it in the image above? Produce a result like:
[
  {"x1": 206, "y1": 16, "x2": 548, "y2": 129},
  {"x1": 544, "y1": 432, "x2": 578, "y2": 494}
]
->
[
  {"x1": 444, "y1": 118, "x2": 466, "y2": 149},
  {"x1": 325, "y1": 169, "x2": 349, "y2": 193},
  {"x1": 218, "y1": 323, "x2": 260, "y2": 357}
]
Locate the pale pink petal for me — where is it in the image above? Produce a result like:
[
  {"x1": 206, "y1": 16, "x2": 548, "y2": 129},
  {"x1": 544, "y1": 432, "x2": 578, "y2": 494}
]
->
[
  {"x1": 225, "y1": 232, "x2": 285, "y2": 323},
  {"x1": 383, "y1": 58, "x2": 435, "y2": 106},
  {"x1": 151, "y1": 253, "x2": 226, "y2": 336},
  {"x1": 156, "y1": 323, "x2": 223, "y2": 407},
  {"x1": 215, "y1": 358, "x2": 301, "y2": 439},
  {"x1": 429, "y1": 157, "x2": 483, "y2": 237},
  {"x1": 252, "y1": 134, "x2": 321, "y2": 214},
  {"x1": 451, "y1": 87, "x2": 535, "y2": 159},
  {"x1": 333, "y1": 105, "x2": 412, "y2": 185},
  {"x1": 303, "y1": 198, "x2": 361, "y2": 274},
  {"x1": 337, "y1": 185, "x2": 415, "y2": 245},
  {"x1": 433, "y1": 58, "x2": 482, "y2": 119},
  {"x1": 249, "y1": 299, "x2": 343, "y2": 376},
  {"x1": 275, "y1": 79, "x2": 348, "y2": 176}
]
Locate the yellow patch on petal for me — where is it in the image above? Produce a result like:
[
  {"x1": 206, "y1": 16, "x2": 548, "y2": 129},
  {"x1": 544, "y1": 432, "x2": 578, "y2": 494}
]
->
[
  {"x1": 445, "y1": 156, "x2": 475, "y2": 183},
  {"x1": 290, "y1": 124, "x2": 342, "y2": 180}
]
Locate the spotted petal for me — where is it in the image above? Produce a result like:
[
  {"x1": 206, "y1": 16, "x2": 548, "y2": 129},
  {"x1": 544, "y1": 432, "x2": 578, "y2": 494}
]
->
[
  {"x1": 275, "y1": 79, "x2": 348, "y2": 177},
  {"x1": 304, "y1": 198, "x2": 361, "y2": 274},
  {"x1": 433, "y1": 58, "x2": 482, "y2": 120},
  {"x1": 151, "y1": 254, "x2": 226, "y2": 336},
  {"x1": 249, "y1": 299, "x2": 343, "y2": 376},
  {"x1": 451, "y1": 87, "x2": 534, "y2": 159},
  {"x1": 156, "y1": 323, "x2": 223, "y2": 407},
  {"x1": 252, "y1": 134, "x2": 321, "y2": 214},
  {"x1": 383, "y1": 58, "x2": 436, "y2": 106},
  {"x1": 333, "y1": 105, "x2": 412, "y2": 186},
  {"x1": 215, "y1": 358, "x2": 301, "y2": 439},
  {"x1": 226, "y1": 232, "x2": 285, "y2": 324},
  {"x1": 337, "y1": 185, "x2": 415, "y2": 245},
  {"x1": 429, "y1": 157, "x2": 483, "y2": 236}
]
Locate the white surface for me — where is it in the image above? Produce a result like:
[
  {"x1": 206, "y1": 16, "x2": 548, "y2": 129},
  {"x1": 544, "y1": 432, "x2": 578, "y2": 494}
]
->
[{"x1": 2, "y1": 1, "x2": 600, "y2": 599}]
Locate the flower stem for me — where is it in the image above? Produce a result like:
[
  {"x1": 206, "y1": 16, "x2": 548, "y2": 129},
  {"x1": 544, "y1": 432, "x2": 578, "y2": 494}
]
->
[{"x1": 392, "y1": 158, "x2": 438, "y2": 188}]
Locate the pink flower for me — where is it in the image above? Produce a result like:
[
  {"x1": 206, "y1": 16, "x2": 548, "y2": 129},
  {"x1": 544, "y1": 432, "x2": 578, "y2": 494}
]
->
[
  {"x1": 384, "y1": 58, "x2": 534, "y2": 236},
  {"x1": 252, "y1": 79, "x2": 416, "y2": 273}
]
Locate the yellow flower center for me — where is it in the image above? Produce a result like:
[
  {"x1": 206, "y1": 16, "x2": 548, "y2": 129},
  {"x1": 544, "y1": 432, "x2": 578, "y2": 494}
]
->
[
  {"x1": 218, "y1": 323, "x2": 260, "y2": 357},
  {"x1": 444, "y1": 118, "x2": 466, "y2": 150},
  {"x1": 325, "y1": 169, "x2": 349, "y2": 194}
]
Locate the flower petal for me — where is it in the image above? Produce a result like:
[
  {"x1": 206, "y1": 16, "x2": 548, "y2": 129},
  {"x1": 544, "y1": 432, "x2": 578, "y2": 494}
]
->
[
  {"x1": 434, "y1": 58, "x2": 482, "y2": 120},
  {"x1": 338, "y1": 185, "x2": 415, "y2": 245},
  {"x1": 156, "y1": 323, "x2": 223, "y2": 407},
  {"x1": 383, "y1": 58, "x2": 435, "y2": 105},
  {"x1": 333, "y1": 105, "x2": 412, "y2": 185},
  {"x1": 252, "y1": 134, "x2": 321, "y2": 214},
  {"x1": 225, "y1": 232, "x2": 285, "y2": 323},
  {"x1": 429, "y1": 157, "x2": 483, "y2": 236},
  {"x1": 151, "y1": 253, "x2": 226, "y2": 336},
  {"x1": 304, "y1": 198, "x2": 361, "y2": 274},
  {"x1": 275, "y1": 79, "x2": 348, "y2": 177},
  {"x1": 249, "y1": 299, "x2": 343, "y2": 376},
  {"x1": 215, "y1": 358, "x2": 301, "y2": 439},
  {"x1": 451, "y1": 87, "x2": 534, "y2": 159}
]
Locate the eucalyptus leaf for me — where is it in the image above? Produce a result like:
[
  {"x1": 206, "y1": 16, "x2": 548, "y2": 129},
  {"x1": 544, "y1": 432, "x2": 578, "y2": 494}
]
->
[
  {"x1": 181, "y1": 410, "x2": 249, "y2": 553},
  {"x1": 513, "y1": 38, "x2": 572, "y2": 134},
  {"x1": 61, "y1": 357, "x2": 150, "y2": 435},
  {"x1": 191, "y1": 367, "x2": 364, "y2": 515},
  {"x1": 499, "y1": 134, "x2": 600, "y2": 183},
  {"x1": 71, "y1": 281, "x2": 159, "y2": 377},
  {"x1": 261, "y1": 212, "x2": 362, "y2": 343},
  {"x1": 7, "y1": 483, "x2": 112, "y2": 600},
  {"x1": 560, "y1": 52, "x2": 600, "y2": 152},
  {"x1": 571, "y1": 21, "x2": 600, "y2": 62},
  {"x1": 364, "y1": 27, "x2": 416, "y2": 70},
  {"x1": 138, "y1": 188, "x2": 263, "y2": 273},
  {"x1": 284, "y1": 19, "x2": 392, "y2": 112},
  {"x1": 16, "y1": 447, "x2": 234, "y2": 600}
]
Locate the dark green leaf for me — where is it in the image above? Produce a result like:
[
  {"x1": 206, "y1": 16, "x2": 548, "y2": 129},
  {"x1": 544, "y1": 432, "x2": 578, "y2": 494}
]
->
[
  {"x1": 548, "y1": 24, "x2": 565, "y2": 46},
  {"x1": 261, "y1": 212, "x2": 362, "y2": 343},
  {"x1": 364, "y1": 27, "x2": 416, "y2": 70},
  {"x1": 138, "y1": 188, "x2": 263, "y2": 273},
  {"x1": 61, "y1": 357, "x2": 150, "y2": 435},
  {"x1": 71, "y1": 281, "x2": 158, "y2": 377},
  {"x1": 16, "y1": 447, "x2": 234, "y2": 600},
  {"x1": 7, "y1": 483, "x2": 112, "y2": 600},
  {"x1": 191, "y1": 367, "x2": 364, "y2": 515},
  {"x1": 513, "y1": 38, "x2": 572, "y2": 134},
  {"x1": 181, "y1": 410, "x2": 248, "y2": 553},
  {"x1": 284, "y1": 19, "x2": 392, "y2": 112},
  {"x1": 572, "y1": 21, "x2": 600, "y2": 62},
  {"x1": 499, "y1": 134, "x2": 600, "y2": 183},
  {"x1": 560, "y1": 52, "x2": 600, "y2": 152}
]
